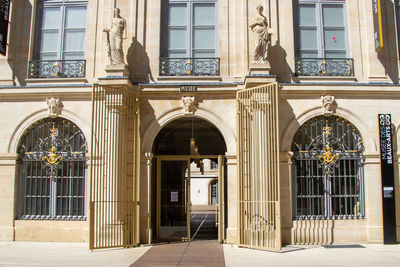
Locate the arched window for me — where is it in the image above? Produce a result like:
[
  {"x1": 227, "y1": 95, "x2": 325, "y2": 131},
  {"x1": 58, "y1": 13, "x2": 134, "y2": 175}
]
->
[
  {"x1": 291, "y1": 115, "x2": 364, "y2": 220},
  {"x1": 17, "y1": 118, "x2": 87, "y2": 220}
]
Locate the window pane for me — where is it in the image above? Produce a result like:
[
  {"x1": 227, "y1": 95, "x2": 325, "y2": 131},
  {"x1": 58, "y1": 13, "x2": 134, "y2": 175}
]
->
[
  {"x1": 193, "y1": 28, "x2": 215, "y2": 49},
  {"x1": 193, "y1": 4, "x2": 215, "y2": 25},
  {"x1": 167, "y1": 51, "x2": 186, "y2": 58},
  {"x1": 41, "y1": 7, "x2": 60, "y2": 29},
  {"x1": 299, "y1": 51, "x2": 318, "y2": 58},
  {"x1": 324, "y1": 51, "x2": 347, "y2": 58},
  {"x1": 65, "y1": 6, "x2": 87, "y2": 28},
  {"x1": 324, "y1": 29, "x2": 345, "y2": 51},
  {"x1": 41, "y1": 31, "x2": 59, "y2": 52},
  {"x1": 40, "y1": 53, "x2": 58, "y2": 60},
  {"x1": 322, "y1": 5, "x2": 344, "y2": 27},
  {"x1": 168, "y1": 28, "x2": 187, "y2": 50},
  {"x1": 299, "y1": 28, "x2": 317, "y2": 50},
  {"x1": 63, "y1": 30, "x2": 86, "y2": 52},
  {"x1": 169, "y1": 4, "x2": 187, "y2": 26},
  {"x1": 298, "y1": 4, "x2": 316, "y2": 26},
  {"x1": 193, "y1": 50, "x2": 215, "y2": 58},
  {"x1": 63, "y1": 52, "x2": 85, "y2": 60}
]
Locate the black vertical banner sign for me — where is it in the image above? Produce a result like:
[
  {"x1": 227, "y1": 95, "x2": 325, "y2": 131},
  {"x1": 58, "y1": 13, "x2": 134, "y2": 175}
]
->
[
  {"x1": 378, "y1": 114, "x2": 397, "y2": 244},
  {"x1": 0, "y1": 0, "x2": 10, "y2": 56}
]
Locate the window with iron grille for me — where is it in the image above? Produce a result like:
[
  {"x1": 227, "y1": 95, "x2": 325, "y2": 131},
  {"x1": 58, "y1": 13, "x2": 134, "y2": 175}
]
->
[
  {"x1": 293, "y1": 0, "x2": 354, "y2": 76},
  {"x1": 159, "y1": 0, "x2": 219, "y2": 76},
  {"x1": 34, "y1": 0, "x2": 87, "y2": 60},
  {"x1": 291, "y1": 116, "x2": 365, "y2": 220},
  {"x1": 294, "y1": 0, "x2": 347, "y2": 58},
  {"x1": 17, "y1": 118, "x2": 87, "y2": 220},
  {"x1": 29, "y1": 0, "x2": 87, "y2": 78}
]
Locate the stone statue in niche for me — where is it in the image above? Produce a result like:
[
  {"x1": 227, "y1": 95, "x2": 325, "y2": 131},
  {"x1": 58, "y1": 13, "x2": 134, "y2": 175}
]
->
[
  {"x1": 321, "y1": 95, "x2": 336, "y2": 115},
  {"x1": 182, "y1": 96, "x2": 197, "y2": 115},
  {"x1": 104, "y1": 8, "x2": 127, "y2": 65},
  {"x1": 46, "y1": 97, "x2": 61, "y2": 117},
  {"x1": 249, "y1": 5, "x2": 272, "y2": 63}
]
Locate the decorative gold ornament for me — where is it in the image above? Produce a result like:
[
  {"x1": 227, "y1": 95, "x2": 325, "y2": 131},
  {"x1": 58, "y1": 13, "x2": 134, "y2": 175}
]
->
[
  {"x1": 323, "y1": 125, "x2": 332, "y2": 137},
  {"x1": 42, "y1": 146, "x2": 63, "y2": 166},
  {"x1": 318, "y1": 145, "x2": 338, "y2": 165},
  {"x1": 41, "y1": 124, "x2": 63, "y2": 177}
]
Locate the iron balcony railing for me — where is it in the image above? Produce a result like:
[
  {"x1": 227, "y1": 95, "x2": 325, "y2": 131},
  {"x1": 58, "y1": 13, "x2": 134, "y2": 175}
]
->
[
  {"x1": 28, "y1": 60, "x2": 86, "y2": 78},
  {"x1": 295, "y1": 58, "x2": 354, "y2": 77},
  {"x1": 159, "y1": 57, "x2": 220, "y2": 76}
]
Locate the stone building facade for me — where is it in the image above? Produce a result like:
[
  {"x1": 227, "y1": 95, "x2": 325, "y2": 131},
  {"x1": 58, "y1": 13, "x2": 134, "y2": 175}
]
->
[{"x1": 0, "y1": 0, "x2": 399, "y2": 249}]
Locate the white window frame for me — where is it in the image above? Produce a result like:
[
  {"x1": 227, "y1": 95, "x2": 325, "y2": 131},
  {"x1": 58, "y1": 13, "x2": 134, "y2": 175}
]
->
[
  {"x1": 295, "y1": 0, "x2": 349, "y2": 58},
  {"x1": 161, "y1": 0, "x2": 218, "y2": 58},
  {"x1": 34, "y1": 0, "x2": 88, "y2": 60}
]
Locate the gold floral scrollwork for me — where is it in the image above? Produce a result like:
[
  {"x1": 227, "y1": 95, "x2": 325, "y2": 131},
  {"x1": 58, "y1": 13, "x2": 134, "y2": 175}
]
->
[
  {"x1": 42, "y1": 146, "x2": 63, "y2": 166},
  {"x1": 318, "y1": 145, "x2": 338, "y2": 165},
  {"x1": 41, "y1": 124, "x2": 64, "y2": 177}
]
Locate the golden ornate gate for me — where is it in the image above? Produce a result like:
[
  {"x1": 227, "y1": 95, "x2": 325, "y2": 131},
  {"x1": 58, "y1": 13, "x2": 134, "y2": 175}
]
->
[
  {"x1": 237, "y1": 83, "x2": 281, "y2": 250},
  {"x1": 89, "y1": 84, "x2": 140, "y2": 249}
]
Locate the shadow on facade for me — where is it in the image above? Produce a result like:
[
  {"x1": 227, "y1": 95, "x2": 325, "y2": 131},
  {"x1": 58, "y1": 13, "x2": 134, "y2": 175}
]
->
[
  {"x1": 269, "y1": 40, "x2": 293, "y2": 83},
  {"x1": 8, "y1": 0, "x2": 32, "y2": 86},
  {"x1": 127, "y1": 38, "x2": 154, "y2": 83},
  {"x1": 379, "y1": 0, "x2": 399, "y2": 83},
  {"x1": 278, "y1": 100, "x2": 298, "y2": 244}
]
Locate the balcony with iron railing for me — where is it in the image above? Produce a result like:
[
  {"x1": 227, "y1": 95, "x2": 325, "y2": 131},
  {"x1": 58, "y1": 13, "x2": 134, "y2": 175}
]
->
[
  {"x1": 295, "y1": 58, "x2": 354, "y2": 77},
  {"x1": 28, "y1": 60, "x2": 86, "y2": 79},
  {"x1": 159, "y1": 57, "x2": 220, "y2": 76}
]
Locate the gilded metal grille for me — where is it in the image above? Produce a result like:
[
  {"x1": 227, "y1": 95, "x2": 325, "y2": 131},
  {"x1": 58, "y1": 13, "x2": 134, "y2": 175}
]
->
[
  {"x1": 159, "y1": 58, "x2": 220, "y2": 76},
  {"x1": 292, "y1": 116, "x2": 365, "y2": 220},
  {"x1": 237, "y1": 83, "x2": 281, "y2": 250},
  {"x1": 17, "y1": 118, "x2": 87, "y2": 220},
  {"x1": 28, "y1": 60, "x2": 86, "y2": 78},
  {"x1": 90, "y1": 84, "x2": 140, "y2": 249},
  {"x1": 295, "y1": 58, "x2": 354, "y2": 76}
]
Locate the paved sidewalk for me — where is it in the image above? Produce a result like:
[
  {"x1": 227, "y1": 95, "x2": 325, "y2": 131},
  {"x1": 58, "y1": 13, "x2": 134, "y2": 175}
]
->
[
  {"x1": 0, "y1": 241, "x2": 150, "y2": 267},
  {"x1": 223, "y1": 243, "x2": 400, "y2": 267},
  {"x1": 1, "y1": 241, "x2": 400, "y2": 266}
]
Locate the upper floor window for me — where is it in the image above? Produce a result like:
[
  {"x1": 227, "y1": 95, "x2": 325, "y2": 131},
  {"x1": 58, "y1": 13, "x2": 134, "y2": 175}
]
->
[
  {"x1": 34, "y1": 0, "x2": 87, "y2": 60},
  {"x1": 295, "y1": 0, "x2": 347, "y2": 58},
  {"x1": 161, "y1": 0, "x2": 217, "y2": 58},
  {"x1": 159, "y1": 0, "x2": 219, "y2": 76},
  {"x1": 29, "y1": 0, "x2": 87, "y2": 78},
  {"x1": 294, "y1": 0, "x2": 353, "y2": 76}
]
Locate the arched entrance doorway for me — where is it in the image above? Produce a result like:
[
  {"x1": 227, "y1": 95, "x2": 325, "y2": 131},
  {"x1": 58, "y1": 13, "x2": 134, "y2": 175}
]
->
[{"x1": 151, "y1": 117, "x2": 227, "y2": 242}]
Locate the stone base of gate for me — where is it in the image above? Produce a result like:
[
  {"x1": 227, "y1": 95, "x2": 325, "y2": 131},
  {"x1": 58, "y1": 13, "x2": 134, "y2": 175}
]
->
[{"x1": 291, "y1": 219, "x2": 369, "y2": 245}]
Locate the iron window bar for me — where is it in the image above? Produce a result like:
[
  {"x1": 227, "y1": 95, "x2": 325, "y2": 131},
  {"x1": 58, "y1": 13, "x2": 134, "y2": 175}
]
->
[
  {"x1": 17, "y1": 118, "x2": 87, "y2": 220},
  {"x1": 28, "y1": 60, "x2": 86, "y2": 78},
  {"x1": 295, "y1": 58, "x2": 354, "y2": 77},
  {"x1": 159, "y1": 57, "x2": 220, "y2": 76},
  {"x1": 292, "y1": 116, "x2": 365, "y2": 220}
]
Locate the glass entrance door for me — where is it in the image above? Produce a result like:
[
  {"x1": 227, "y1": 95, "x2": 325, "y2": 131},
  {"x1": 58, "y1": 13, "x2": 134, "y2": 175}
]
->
[{"x1": 157, "y1": 158, "x2": 191, "y2": 241}]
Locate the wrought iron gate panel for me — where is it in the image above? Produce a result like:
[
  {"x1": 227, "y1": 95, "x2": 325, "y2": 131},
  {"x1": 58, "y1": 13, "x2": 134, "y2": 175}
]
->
[
  {"x1": 90, "y1": 84, "x2": 140, "y2": 249},
  {"x1": 237, "y1": 83, "x2": 281, "y2": 250},
  {"x1": 17, "y1": 118, "x2": 87, "y2": 220}
]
